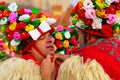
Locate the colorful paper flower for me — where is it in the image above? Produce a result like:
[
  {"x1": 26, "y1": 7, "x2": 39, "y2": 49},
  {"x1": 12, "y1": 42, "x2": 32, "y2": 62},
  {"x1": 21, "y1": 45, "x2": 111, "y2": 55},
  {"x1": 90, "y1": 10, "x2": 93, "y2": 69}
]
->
[
  {"x1": 0, "y1": 1, "x2": 56, "y2": 53},
  {"x1": 71, "y1": 0, "x2": 120, "y2": 38},
  {"x1": 8, "y1": 2, "x2": 18, "y2": 12},
  {"x1": 52, "y1": 25, "x2": 79, "y2": 54}
]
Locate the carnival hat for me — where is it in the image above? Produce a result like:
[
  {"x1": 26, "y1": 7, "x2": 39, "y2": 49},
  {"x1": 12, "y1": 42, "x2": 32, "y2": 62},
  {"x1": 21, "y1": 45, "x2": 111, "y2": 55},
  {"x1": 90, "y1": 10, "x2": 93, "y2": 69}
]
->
[
  {"x1": 0, "y1": 1, "x2": 56, "y2": 53},
  {"x1": 70, "y1": 0, "x2": 120, "y2": 37}
]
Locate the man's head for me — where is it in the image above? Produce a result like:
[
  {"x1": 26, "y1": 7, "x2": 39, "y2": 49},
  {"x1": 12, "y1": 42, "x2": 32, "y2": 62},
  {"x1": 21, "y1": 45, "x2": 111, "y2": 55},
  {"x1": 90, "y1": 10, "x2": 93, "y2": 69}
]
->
[
  {"x1": 1, "y1": 2, "x2": 56, "y2": 57},
  {"x1": 34, "y1": 32, "x2": 55, "y2": 56},
  {"x1": 70, "y1": 0, "x2": 120, "y2": 40}
]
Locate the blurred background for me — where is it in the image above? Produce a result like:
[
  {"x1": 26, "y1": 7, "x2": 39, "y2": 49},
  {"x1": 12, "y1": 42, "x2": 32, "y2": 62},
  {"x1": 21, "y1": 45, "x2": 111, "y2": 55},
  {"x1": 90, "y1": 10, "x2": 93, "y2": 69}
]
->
[{"x1": 2, "y1": 0, "x2": 79, "y2": 26}]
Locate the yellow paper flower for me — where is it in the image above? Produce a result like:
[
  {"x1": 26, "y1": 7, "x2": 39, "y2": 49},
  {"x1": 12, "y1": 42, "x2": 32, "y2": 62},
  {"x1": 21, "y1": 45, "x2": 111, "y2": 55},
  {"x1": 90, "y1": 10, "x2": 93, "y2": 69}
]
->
[
  {"x1": 25, "y1": 24, "x2": 34, "y2": 32},
  {"x1": 63, "y1": 40, "x2": 69, "y2": 48},
  {"x1": 10, "y1": 46, "x2": 17, "y2": 52},
  {"x1": 95, "y1": 0, "x2": 105, "y2": 9},
  {"x1": 55, "y1": 32, "x2": 63, "y2": 40},
  {"x1": 40, "y1": 15, "x2": 47, "y2": 22},
  {"x1": 72, "y1": 14, "x2": 79, "y2": 21},
  {"x1": 116, "y1": 10, "x2": 120, "y2": 17},
  {"x1": 9, "y1": 21, "x2": 17, "y2": 31}
]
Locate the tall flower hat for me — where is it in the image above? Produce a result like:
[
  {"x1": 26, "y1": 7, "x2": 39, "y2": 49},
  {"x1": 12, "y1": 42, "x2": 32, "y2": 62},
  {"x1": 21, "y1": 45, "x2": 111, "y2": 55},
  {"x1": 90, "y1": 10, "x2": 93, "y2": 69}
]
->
[
  {"x1": 0, "y1": 1, "x2": 56, "y2": 54},
  {"x1": 52, "y1": 25, "x2": 79, "y2": 54},
  {"x1": 70, "y1": 0, "x2": 120, "y2": 37}
]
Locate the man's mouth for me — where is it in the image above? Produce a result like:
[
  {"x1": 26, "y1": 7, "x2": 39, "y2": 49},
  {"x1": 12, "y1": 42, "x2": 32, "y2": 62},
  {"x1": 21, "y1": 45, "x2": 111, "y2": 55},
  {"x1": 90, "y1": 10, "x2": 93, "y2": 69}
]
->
[{"x1": 46, "y1": 46, "x2": 54, "y2": 49}]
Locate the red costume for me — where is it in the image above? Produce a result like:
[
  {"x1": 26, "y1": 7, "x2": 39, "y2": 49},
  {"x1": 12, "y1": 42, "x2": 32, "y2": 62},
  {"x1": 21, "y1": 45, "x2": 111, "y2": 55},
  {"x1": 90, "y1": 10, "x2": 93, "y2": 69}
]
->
[{"x1": 77, "y1": 38, "x2": 120, "y2": 80}]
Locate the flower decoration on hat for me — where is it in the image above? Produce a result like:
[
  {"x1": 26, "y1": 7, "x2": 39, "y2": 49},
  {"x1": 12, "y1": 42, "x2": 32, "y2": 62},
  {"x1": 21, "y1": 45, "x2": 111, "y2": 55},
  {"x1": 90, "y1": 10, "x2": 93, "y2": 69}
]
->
[
  {"x1": 52, "y1": 25, "x2": 79, "y2": 54},
  {"x1": 70, "y1": 0, "x2": 120, "y2": 38},
  {"x1": 0, "y1": 1, "x2": 56, "y2": 54}
]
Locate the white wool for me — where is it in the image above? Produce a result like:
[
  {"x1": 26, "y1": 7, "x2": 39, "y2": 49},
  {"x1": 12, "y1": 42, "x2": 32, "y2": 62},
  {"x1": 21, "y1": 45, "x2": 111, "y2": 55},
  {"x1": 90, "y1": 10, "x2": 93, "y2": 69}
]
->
[
  {"x1": 57, "y1": 55, "x2": 111, "y2": 80},
  {"x1": 0, "y1": 58, "x2": 41, "y2": 80}
]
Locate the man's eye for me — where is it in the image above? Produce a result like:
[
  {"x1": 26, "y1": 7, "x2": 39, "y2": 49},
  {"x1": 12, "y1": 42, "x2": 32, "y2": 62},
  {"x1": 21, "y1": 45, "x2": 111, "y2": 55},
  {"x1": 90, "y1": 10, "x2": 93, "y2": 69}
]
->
[{"x1": 39, "y1": 35, "x2": 45, "y2": 40}]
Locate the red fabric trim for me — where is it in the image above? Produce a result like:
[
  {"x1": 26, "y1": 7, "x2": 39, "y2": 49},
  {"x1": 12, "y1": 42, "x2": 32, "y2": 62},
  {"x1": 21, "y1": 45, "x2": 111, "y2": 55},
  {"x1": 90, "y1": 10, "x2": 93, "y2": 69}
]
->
[
  {"x1": 37, "y1": 27, "x2": 44, "y2": 35},
  {"x1": 22, "y1": 54, "x2": 41, "y2": 65},
  {"x1": 22, "y1": 41, "x2": 35, "y2": 54},
  {"x1": 32, "y1": 45, "x2": 46, "y2": 58},
  {"x1": 78, "y1": 28, "x2": 113, "y2": 38}
]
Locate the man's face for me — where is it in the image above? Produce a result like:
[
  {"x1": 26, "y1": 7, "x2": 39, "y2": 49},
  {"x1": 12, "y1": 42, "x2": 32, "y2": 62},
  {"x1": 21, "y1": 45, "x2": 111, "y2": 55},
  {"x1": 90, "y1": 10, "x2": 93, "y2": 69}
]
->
[{"x1": 35, "y1": 32, "x2": 55, "y2": 56}]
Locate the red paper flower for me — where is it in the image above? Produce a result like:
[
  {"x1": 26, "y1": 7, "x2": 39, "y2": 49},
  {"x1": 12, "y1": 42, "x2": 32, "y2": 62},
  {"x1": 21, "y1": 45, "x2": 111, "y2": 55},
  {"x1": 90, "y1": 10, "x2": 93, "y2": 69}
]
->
[
  {"x1": 38, "y1": 12, "x2": 43, "y2": 18},
  {"x1": 18, "y1": 8, "x2": 25, "y2": 14},
  {"x1": 0, "y1": 1, "x2": 5, "y2": 6},
  {"x1": 74, "y1": 2, "x2": 83, "y2": 13},
  {"x1": 106, "y1": 4, "x2": 116, "y2": 14},
  {"x1": 31, "y1": 13, "x2": 37, "y2": 19},
  {"x1": 0, "y1": 10, "x2": 3, "y2": 19},
  {"x1": 3, "y1": 9, "x2": 10, "y2": 17},
  {"x1": 79, "y1": 9, "x2": 85, "y2": 19},
  {"x1": 117, "y1": 2, "x2": 120, "y2": 10},
  {"x1": 84, "y1": 19, "x2": 93, "y2": 26},
  {"x1": 70, "y1": 36, "x2": 77, "y2": 44},
  {"x1": 16, "y1": 22, "x2": 27, "y2": 30},
  {"x1": 55, "y1": 40, "x2": 62, "y2": 49},
  {"x1": 7, "y1": 32, "x2": 14, "y2": 41},
  {"x1": 21, "y1": 32, "x2": 30, "y2": 39},
  {"x1": 101, "y1": 24, "x2": 113, "y2": 37}
]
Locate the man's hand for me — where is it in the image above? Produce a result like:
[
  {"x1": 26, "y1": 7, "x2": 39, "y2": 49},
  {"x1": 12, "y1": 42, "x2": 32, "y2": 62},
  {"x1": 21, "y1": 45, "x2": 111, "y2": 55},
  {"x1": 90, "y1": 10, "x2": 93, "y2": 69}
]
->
[
  {"x1": 40, "y1": 55, "x2": 55, "y2": 80},
  {"x1": 54, "y1": 53, "x2": 69, "y2": 66}
]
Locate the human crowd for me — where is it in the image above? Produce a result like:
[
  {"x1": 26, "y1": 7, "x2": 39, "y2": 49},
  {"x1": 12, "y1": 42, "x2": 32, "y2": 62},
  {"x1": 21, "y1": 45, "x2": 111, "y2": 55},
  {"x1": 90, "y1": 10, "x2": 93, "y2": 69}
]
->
[{"x1": 0, "y1": 0, "x2": 120, "y2": 80}]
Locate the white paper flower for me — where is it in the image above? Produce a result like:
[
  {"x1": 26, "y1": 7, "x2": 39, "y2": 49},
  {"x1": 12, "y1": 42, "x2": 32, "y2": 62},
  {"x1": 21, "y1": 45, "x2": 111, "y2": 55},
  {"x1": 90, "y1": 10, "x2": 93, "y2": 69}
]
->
[
  {"x1": 10, "y1": 39, "x2": 21, "y2": 46},
  {"x1": 8, "y1": 2, "x2": 18, "y2": 12},
  {"x1": 92, "y1": 18, "x2": 102, "y2": 29},
  {"x1": 19, "y1": 14, "x2": 30, "y2": 21},
  {"x1": 115, "y1": 17, "x2": 120, "y2": 25},
  {"x1": 105, "y1": 0, "x2": 113, "y2": 6},
  {"x1": 64, "y1": 31, "x2": 71, "y2": 39},
  {"x1": 46, "y1": 18, "x2": 56, "y2": 25},
  {"x1": 0, "y1": 17, "x2": 8, "y2": 25},
  {"x1": 75, "y1": 20, "x2": 84, "y2": 29},
  {"x1": 83, "y1": 0, "x2": 94, "y2": 9}
]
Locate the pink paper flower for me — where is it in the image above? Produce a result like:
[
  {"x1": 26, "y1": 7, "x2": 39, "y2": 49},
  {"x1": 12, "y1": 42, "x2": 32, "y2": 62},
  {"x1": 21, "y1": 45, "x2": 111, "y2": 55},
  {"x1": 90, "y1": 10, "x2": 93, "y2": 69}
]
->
[
  {"x1": 85, "y1": 8, "x2": 96, "y2": 19},
  {"x1": 24, "y1": 9, "x2": 32, "y2": 14},
  {"x1": 107, "y1": 14, "x2": 117, "y2": 24},
  {"x1": 13, "y1": 32, "x2": 22, "y2": 40},
  {"x1": 8, "y1": 12, "x2": 17, "y2": 23}
]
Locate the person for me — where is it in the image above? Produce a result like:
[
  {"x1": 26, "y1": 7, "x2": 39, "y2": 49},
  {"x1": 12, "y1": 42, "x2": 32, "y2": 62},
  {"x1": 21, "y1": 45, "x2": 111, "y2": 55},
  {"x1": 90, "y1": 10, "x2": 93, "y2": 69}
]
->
[
  {"x1": 0, "y1": 1, "x2": 57, "y2": 80},
  {"x1": 41, "y1": 0, "x2": 120, "y2": 80}
]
